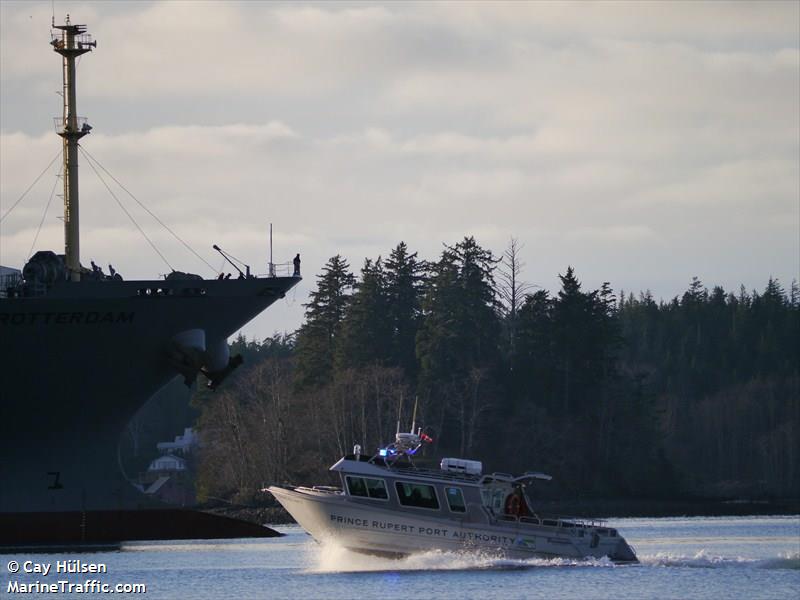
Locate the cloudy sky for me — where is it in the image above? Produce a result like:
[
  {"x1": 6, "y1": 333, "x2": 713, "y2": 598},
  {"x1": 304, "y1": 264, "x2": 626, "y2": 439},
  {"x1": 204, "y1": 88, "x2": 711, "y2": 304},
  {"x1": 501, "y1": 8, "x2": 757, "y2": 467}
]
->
[{"x1": 1, "y1": 1, "x2": 798, "y2": 339}]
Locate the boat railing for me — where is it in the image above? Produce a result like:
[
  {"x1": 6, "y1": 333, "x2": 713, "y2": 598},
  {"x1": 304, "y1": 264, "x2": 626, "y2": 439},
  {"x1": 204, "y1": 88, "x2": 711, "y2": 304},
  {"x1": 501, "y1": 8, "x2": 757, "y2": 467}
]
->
[
  {"x1": 295, "y1": 485, "x2": 342, "y2": 496},
  {"x1": 372, "y1": 460, "x2": 484, "y2": 483},
  {"x1": 354, "y1": 454, "x2": 555, "y2": 487},
  {"x1": 496, "y1": 513, "x2": 607, "y2": 531},
  {"x1": 496, "y1": 514, "x2": 517, "y2": 523}
]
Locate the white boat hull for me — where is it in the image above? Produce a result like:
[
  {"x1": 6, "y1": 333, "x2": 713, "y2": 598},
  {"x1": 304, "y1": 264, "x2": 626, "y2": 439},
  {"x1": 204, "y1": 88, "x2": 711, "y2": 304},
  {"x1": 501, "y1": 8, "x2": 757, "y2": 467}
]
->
[{"x1": 268, "y1": 486, "x2": 636, "y2": 561}]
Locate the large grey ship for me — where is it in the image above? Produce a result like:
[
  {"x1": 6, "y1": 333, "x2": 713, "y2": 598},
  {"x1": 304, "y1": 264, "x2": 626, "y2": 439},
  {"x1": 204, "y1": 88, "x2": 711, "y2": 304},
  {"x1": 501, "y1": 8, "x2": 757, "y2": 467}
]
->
[{"x1": 0, "y1": 17, "x2": 300, "y2": 545}]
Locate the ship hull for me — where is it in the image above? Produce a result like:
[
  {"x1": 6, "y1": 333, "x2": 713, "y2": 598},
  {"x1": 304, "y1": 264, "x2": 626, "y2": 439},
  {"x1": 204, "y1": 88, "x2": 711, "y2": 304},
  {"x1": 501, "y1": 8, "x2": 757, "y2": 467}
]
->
[
  {"x1": 0, "y1": 276, "x2": 298, "y2": 543},
  {"x1": 0, "y1": 509, "x2": 279, "y2": 547}
]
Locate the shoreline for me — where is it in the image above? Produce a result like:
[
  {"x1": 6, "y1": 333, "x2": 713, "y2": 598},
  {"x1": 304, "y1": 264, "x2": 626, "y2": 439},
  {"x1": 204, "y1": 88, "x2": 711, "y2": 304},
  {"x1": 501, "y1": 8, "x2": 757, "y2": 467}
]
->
[
  {"x1": 204, "y1": 497, "x2": 800, "y2": 527},
  {"x1": 532, "y1": 498, "x2": 800, "y2": 519}
]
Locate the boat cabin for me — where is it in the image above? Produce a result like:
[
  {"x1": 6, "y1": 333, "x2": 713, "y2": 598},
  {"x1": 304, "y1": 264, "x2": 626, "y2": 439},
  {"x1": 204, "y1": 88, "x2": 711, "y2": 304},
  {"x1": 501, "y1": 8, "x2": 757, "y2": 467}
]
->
[{"x1": 329, "y1": 453, "x2": 571, "y2": 528}]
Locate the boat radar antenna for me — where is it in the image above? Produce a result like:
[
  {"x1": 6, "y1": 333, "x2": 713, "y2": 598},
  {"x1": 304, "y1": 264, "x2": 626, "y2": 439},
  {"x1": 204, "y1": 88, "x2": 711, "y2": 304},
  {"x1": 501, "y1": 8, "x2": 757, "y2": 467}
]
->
[
  {"x1": 395, "y1": 393, "x2": 403, "y2": 436},
  {"x1": 51, "y1": 15, "x2": 96, "y2": 282},
  {"x1": 375, "y1": 395, "x2": 433, "y2": 465}
]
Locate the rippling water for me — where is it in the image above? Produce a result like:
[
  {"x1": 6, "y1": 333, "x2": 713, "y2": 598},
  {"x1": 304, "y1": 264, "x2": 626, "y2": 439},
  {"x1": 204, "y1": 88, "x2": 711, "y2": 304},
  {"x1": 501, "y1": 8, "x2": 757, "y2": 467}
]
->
[{"x1": 3, "y1": 516, "x2": 798, "y2": 599}]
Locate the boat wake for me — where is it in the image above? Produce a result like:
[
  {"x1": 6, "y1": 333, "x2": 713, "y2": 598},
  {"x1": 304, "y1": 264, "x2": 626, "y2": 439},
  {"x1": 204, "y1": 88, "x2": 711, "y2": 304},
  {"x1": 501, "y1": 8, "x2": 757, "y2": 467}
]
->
[
  {"x1": 639, "y1": 549, "x2": 800, "y2": 570},
  {"x1": 308, "y1": 543, "x2": 799, "y2": 573},
  {"x1": 309, "y1": 542, "x2": 617, "y2": 573}
]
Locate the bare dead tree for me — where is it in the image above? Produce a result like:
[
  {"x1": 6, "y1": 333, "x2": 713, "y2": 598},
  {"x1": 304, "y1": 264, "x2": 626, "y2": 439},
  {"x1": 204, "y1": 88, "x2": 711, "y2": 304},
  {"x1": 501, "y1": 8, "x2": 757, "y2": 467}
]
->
[
  {"x1": 247, "y1": 359, "x2": 293, "y2": 485},
  {"x1": 319, "y1": 366, "x2": 408, "y2": 458},
  {"x1": 497, "y1": 237, "x2": 535, "y2": 355}
]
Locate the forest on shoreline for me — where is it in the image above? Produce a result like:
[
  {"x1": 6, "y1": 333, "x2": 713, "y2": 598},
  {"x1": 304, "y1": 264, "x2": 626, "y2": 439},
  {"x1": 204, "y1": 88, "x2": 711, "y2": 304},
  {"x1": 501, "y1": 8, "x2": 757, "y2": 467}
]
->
[{"x1": 187, "y1": 237, "x2": 798, "y2": 507}]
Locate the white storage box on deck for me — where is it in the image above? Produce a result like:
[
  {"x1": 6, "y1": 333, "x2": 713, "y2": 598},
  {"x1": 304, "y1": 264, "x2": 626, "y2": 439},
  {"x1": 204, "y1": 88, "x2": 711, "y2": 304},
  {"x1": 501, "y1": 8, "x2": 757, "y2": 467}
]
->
[{"x1": 440, "y1": 458, "x2": 483, "y2": 475}]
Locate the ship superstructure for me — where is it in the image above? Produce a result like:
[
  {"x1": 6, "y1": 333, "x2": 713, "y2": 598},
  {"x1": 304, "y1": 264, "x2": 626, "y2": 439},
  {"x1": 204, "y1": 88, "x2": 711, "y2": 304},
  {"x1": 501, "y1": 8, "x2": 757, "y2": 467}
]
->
[{"x1": 0, "y1": 17, "x2": 300, "y2": 545}]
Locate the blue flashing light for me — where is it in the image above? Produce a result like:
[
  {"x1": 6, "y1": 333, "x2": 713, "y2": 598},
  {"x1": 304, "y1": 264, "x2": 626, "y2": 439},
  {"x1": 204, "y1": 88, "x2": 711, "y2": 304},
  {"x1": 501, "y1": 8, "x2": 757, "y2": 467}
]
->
[{"x1": 379, "y1": 449, "x2": 388, "y2": 457}]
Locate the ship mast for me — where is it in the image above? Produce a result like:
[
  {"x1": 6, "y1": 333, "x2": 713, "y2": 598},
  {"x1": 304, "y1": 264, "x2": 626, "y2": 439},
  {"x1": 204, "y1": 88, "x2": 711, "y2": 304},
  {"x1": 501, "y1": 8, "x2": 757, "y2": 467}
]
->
[{"x1": 51, "y1": 15, "x2": 95, "y2": 282}]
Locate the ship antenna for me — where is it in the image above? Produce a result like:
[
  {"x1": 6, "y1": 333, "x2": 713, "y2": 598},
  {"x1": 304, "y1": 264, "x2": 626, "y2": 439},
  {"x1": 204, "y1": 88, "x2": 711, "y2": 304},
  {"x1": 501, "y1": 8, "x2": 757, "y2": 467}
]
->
[
  {"x1": 269, "y1": 223, "x2": 274, "y2": 277},
  {"x1": 396, "y1": 393, "x2": 403, "y2": 436},
  {"x1": 51, "y1": 16, "x2": 96, "y2": 281}
]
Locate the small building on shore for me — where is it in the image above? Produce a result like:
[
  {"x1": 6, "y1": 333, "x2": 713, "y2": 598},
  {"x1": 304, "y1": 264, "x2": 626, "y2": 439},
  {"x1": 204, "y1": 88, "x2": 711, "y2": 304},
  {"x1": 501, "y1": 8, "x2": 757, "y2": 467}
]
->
[{"x1": 138, "y1": 429, "x2": 198, "y2": 506}]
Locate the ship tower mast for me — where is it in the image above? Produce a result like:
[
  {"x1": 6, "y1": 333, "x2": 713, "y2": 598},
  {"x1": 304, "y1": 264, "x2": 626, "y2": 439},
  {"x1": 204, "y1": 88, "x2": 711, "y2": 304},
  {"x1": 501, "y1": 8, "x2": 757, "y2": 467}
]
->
[{"x1": 51, "y1": 15, "x2": 95, "y2": 282}]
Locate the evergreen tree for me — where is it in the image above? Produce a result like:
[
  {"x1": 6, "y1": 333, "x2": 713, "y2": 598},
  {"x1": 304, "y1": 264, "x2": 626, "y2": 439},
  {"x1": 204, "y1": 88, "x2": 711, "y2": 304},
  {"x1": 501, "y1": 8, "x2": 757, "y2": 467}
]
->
[
  {"x1": 513, "y1": 289, "x2": 554, "y2": 409},
  {"x1": 193, "y1": 232, "x2": 799, "y2": 503},
  {"x1": 335, "y1": 258, "x2": 393, "y2": 370},
  {"x1": 384, "y1": 242, "x2": 427, "y2": 377},
  {"x1": 550, "y1": 266, "x2": 602, "y2": 412},
  {"x1": 417, "y1": 238, "x2": 500, "y2": 384},
  {"x1": 416, "y1": 237, "x2": 501, "y2": 454},
  {"x1": 450, "y1": 236, "x2": 500, "y2": 367},
  {"x1": 294, "y1": 255, "x2": 355, "y2": 389},
  {"x1": 416, "y1": 248, "x2": 461, "y2": 386}
]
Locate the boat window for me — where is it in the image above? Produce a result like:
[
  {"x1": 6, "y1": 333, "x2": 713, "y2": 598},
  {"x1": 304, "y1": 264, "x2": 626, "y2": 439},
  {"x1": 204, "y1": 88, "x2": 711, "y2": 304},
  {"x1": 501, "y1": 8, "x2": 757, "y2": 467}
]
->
[
  {"x1": 346, "y1": 476, "x2": 368, "y2": 498},
  {"x1": 445, "y1": 487, "x2": 466, "y2": 513},
  {"x1": 481, "y1": 487, "x2": 507, "y2": 513},
  {"x1": 346, "y1": 476, "x2": 388, "y2": 500},
  {"x1": 395, "y1": 482, "x2": 439, "y2": 510},
  {"x1": 364, "y1": 478, "x2": 388, "y2": 500}
]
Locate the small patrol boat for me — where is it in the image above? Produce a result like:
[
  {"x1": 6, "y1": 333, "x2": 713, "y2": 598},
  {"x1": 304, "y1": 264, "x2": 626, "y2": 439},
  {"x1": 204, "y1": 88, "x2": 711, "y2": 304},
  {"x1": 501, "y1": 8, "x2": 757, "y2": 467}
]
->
[{"x1": 267, "y1": 418, "x2": 638, "y2": 562}]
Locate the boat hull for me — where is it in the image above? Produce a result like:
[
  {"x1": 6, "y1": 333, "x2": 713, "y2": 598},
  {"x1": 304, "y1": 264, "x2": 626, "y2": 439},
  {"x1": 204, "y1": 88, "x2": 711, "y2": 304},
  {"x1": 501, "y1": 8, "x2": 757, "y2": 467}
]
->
[{"x1": 268, "y1": 486, "x2": 637, "y2": 562}]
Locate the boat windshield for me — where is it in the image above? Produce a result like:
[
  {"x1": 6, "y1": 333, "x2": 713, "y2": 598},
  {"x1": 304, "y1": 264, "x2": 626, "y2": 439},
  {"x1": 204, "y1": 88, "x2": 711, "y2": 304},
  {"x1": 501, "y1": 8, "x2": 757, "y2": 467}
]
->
[{"x1": 481, "y1": 485, "x2": 509, "y2": 513}]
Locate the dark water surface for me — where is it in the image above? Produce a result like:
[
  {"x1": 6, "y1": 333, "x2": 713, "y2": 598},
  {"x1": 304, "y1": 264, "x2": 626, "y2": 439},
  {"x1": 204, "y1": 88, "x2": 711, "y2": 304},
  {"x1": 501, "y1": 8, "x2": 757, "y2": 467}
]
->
[{"x1": 3, "y1": 516, "x2": 798, "y2": 599}]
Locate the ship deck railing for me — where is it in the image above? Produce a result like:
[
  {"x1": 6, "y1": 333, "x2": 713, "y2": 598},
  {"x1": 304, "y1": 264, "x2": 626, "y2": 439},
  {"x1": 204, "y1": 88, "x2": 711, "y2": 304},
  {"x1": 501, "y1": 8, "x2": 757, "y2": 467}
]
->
[
  {"x1": 0, "y1": 273, "x2": 22, "y2": 298},
  {"x1": 263, "y1": 262, "x2": 298, "y2": 278},
  {"x1": 50, "y1": 32, "x2": 94, "y2": 47},
  {"x1": 53, "y1": 116, "x2": 89, "y2": 133}
]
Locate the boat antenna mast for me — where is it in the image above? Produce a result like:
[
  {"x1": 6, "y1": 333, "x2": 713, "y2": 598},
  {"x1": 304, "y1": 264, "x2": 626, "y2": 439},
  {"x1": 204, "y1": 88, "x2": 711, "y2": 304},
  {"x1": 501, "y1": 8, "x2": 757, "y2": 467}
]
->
[
  {"x1": 51, "y1": 15, "x2": 96, "y2": 282},
  {"x1": 375, "y1": 395, "x2": 433, "y2": 465},
  {"x1": 395, "y1": 393, "x2": 403, "y2": 436}
]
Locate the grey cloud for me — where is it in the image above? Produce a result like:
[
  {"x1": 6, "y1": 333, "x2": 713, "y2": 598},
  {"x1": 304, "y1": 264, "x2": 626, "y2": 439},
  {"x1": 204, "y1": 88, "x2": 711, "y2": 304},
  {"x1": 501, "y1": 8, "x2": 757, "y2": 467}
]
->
[{"x1": 1, "y1": 1, "x2": 797, "y2": 338}]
